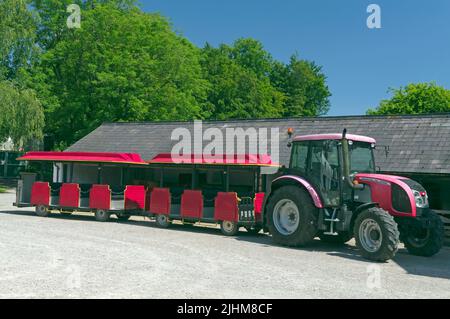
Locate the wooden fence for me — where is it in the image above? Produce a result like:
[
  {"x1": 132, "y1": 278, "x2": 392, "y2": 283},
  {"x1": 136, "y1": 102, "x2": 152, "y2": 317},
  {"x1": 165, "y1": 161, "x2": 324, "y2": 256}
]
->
[{"x1": 436, "y1": 210, "x2": 450, "y2": 246}]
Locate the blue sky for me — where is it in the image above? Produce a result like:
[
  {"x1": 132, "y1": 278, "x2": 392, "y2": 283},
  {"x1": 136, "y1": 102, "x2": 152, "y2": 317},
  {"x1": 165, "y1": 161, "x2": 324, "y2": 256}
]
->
[{"x1": 140, "y1": 0, "x2": 450, "y2": 116}]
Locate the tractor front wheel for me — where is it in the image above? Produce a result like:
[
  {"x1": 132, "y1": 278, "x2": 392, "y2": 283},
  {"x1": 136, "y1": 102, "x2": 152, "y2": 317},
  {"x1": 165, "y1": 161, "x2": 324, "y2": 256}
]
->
[
  {"x1": 266, "y1": 186, "x2": 317, "y2": 247},
  {"x1": 354, "y1": 207, "x2": 399, "y2": 262},
  {"x1": 402, "y1": 210, "x2": 444, "y2": 257}
]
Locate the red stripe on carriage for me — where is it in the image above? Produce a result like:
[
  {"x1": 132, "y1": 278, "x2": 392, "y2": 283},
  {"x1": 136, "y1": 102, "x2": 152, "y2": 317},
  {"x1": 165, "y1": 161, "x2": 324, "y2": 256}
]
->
[
  {"x1": 181, "y1": 190, "x2": 203, "y2": 219},
  {"x1": 59, "y1": 183, "x2": 80, "y2": 208},
  {"x1": 124, "y1": 185, "x2": 146, "y2": 211},
  {"x1": 214, "y1": 192, "x2": 239, "y2": 222},
  {"x1": 89, "y1": 184, "x2": 111, "y2": 210},
  {"x1": 149, "y1": 187, "x2": 171, "y2": 214},
  {"x1": 30, "y1": 182, "x2": 50, "y2": 206}
]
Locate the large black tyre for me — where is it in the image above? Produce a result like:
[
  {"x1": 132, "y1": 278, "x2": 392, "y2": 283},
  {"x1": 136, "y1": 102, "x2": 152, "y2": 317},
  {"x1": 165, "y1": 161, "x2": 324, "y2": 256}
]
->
[
  {"x1": 354, "y1": 207, "x2": 399, "y2": 262},
  {"x1": 35, "y1": 205, "x2": 49, "y2": 217},
  {"x1": 95, "y1": 209, "x2": 110, "y2": 222},
  {"x1": 402, "y1": 210, "x2": 444, "y2": 257},
  {"x1": 266, "y1": 186, "x2": 318, "y2": 246},
  {"x1": 319, "y1": 231, "x2": 353, "y2": 244}
]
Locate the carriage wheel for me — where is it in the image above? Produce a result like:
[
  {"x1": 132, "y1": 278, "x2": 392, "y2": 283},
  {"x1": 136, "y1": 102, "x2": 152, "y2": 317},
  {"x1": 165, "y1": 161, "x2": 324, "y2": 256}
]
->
[
  {"x1": 155, "y1": 214, "x2": 170, "y2": 228},
  {"x1": 35, "y1": 205, "x2": 49, "y2": 217},
  {"x1": 95, "y1": 209, "x2": 110, "y2": 222},
  {"x1": 221, "y1": 220, "x2": 239, "y2": 236}
]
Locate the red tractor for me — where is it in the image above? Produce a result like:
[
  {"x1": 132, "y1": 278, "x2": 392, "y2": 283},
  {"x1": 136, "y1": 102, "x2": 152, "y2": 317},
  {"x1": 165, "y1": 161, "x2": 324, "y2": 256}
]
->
[{"x1": 263, "y1": 130, "x2": 444, "y2": 261}]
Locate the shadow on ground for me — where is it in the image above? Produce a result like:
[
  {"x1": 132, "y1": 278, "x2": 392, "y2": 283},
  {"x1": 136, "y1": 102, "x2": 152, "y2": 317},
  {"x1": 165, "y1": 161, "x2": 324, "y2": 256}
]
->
[{"x1": 1, "y1": 209, "x2": 449, "y2": 280}]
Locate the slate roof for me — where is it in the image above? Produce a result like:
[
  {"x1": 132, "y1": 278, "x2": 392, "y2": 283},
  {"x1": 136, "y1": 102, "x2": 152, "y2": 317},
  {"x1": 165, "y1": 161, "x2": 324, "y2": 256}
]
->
[{"x1": 66, "y1": 114, "x2": 450, "y2": 175}]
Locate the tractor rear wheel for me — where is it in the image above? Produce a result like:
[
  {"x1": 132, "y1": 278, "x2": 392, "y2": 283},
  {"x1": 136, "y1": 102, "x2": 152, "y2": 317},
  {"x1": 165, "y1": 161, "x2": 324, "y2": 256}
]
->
[
  {"x1": 35, "y1": 205, "x2": 49, "y2": 217},
  {"x1": 402, "y1": 210, "x2": 444, "y2": 257},
  {"x1": 266, "y1": 186, "x2": 317, "y2": 247},
  {"x1": 319, "y1": 231, "x2": 353, "y2": 244},
  {"x1": 354, "y1": 207, "x2": 399, "y2": 262}
]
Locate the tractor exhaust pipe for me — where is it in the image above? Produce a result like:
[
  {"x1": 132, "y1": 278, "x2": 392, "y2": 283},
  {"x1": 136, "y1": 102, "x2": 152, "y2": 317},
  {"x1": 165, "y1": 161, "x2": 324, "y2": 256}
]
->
[{"x1": 342, "y1": 129, "x2": 363, "y2": 190}]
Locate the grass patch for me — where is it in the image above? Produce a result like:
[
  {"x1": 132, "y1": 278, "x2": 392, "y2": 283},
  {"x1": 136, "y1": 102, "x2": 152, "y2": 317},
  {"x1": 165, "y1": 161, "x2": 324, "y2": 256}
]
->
[{"x1": 0, "y1": 186, "x2": 8, "y2": 193}]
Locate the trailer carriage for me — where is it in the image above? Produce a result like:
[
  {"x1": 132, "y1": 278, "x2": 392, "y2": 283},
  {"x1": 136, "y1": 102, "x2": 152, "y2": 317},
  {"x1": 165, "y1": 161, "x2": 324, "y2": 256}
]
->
[{"x1": 14, "y1": 151, "x2": 278, "y2": 235}]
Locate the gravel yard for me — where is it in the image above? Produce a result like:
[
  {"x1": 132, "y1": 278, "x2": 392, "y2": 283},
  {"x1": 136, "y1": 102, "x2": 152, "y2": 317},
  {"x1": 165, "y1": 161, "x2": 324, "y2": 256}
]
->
[{"x1": 0, "y1": 189, "x2": 449, "y2": 299}]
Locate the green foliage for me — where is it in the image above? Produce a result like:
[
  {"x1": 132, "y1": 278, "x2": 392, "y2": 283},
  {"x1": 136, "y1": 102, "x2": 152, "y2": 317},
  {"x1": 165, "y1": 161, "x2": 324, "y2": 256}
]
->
[
  {"x1": 271, "y1": 55, "x2": 331, "y2": 116},
  {"x1": 229, "y1": 38, "x2": 274, "y2": 78},
  {"x1": 30, "y1": 0, "x2": 136, "y2": 50},
  {"x1": 200, "y1": 39, "x2": 331, "y2": 119},
  {"x1": 6, "y1": 1, "x2": 331, "y2": 148},
  {"x1": 200, "y1": 42, "x2": 284, "y2": 120},
  {"x1": 0, "y1": 0, "x2": 38, "y2": 80},
  {"x1": 0, "y1": 81, "x2": 44, "y2": 149},
  {"x1": 367, "y1": 83, "x2": 450, "y2": 115},
  {"x1": 0, "y1": 186, "x2": 8, "y2": 193},
  {"x1": 32, "y1": 3, "x2": 208, "y2": 146},
  {"x1": 0, "y1": 0, "x2": 43, "y2": 149}
]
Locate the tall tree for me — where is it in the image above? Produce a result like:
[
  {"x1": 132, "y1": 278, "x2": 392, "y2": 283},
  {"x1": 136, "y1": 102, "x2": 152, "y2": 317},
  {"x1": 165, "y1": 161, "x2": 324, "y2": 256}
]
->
[
  {"x1": 0, "y1": 81, "x2": 44, "y2": 149},
  {"x1": 30, "y1": 3, "x2": 208, "y2": 148},
  {"x1": 30, "y1": 0, "x2": 137, "y2": 50},
  {"x1": 271, "y1": 54, "x2": 331, "y2": 117},
  {"x1": 367, "y1": 83, "x2": 450, "y2": 115},
  {"x1": 200, "y1": 43, "x2": 285, "y2": 120},
  {"x1": 0, "y1": 0, "x2": 38, "y2": 80},
  {"x1": 0, "y1": 0, "x2": 44, "y2": 149},
  {"x1": 229, "y1": 38, "x2": 274, "y2": 78}
]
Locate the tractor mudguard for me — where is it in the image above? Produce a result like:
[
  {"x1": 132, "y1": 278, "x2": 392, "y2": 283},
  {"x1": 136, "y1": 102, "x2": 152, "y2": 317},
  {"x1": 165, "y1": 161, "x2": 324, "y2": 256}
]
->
[
  {"x1": 355, "y1": 202, "x2": 379, "y2": 214},
  {"x1": 270, "y1": 175, "x2": 323, "y2": 208},
  {"x1": 261, "y1": 175, "x2": 323, "y2": 229},
  {"x1": 350, "y1": 202, "x2": 380, "y2": 230}
]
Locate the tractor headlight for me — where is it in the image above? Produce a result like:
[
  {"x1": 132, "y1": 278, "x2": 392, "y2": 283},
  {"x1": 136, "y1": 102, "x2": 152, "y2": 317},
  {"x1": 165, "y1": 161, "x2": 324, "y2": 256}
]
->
[{"x1": 412, "y1": 190, "x2": 429, "y2": 208}]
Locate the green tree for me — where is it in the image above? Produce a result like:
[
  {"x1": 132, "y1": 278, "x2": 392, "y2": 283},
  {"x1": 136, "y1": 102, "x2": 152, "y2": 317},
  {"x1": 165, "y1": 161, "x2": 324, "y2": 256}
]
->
[
  {"x1": 200, "y1": 43, "x2": 285, "y2": 120},
  {"x1": 0, "y1": 0, "x2": 38, "y2": 80},
  {"x1": 0, "y1": 0, "x2": 44, "y2": 149},
  {"x1": 0, "y1": 81, "x2": 44, "y2": 149},
  {"x1": 229, "y1": 38, "x2": 274, "y2": 78},
  {"x1": 31, "y1": 3, "x2": 208, "y2": 147},
  {"x1": 368, "y1": 83, "x2": 450, "y2": 115},
  {"x1": 30, "y1": 0, "x2": 136, "y2": 50},
  {"x1": 271, "y1": 54, "x2": 331, "y2": 116}
]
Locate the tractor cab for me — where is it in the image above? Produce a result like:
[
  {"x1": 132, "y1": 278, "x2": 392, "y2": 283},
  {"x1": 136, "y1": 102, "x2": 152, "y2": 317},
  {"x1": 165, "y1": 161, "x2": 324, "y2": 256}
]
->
[{"x1": 287, "y1": 132, "x2": 376, "y2": 207}]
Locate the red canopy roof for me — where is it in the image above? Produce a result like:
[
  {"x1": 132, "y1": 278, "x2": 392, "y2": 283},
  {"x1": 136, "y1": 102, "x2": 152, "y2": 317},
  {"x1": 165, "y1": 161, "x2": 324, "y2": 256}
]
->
[
  {"x1": 17, "y1": 151, "x2": 147, "y2": 165},
  {"x1": 148, "y1": 153, "x2": 279, "y2": 167}
]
